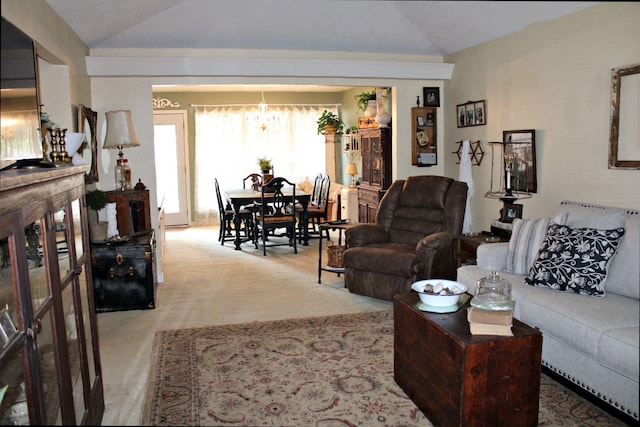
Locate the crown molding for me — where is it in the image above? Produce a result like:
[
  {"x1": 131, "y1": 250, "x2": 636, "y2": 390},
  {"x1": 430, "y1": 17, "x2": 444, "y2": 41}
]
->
[{"x1": 85, "y1": 56, "x2": 454, "y2": 80}]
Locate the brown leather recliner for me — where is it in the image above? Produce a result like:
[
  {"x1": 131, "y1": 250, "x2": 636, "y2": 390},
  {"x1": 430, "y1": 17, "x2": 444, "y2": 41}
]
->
[{"x1": 343, "y1": 176, "x2": 468, "y2": 301}]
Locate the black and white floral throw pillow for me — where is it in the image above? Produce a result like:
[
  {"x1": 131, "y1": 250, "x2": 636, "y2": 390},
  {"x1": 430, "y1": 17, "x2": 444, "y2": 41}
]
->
[{"x1": 524, "y1": 224, "x2": 625, "y2": 297}]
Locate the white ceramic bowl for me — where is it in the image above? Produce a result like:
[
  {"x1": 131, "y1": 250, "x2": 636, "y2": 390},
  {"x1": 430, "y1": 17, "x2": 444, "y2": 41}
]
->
[{"x1": 411, "y1": 279, "x2": 468, "y2": 307}]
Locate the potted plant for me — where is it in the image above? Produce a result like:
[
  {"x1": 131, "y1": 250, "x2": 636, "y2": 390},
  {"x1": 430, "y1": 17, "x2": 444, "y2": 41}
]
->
[
  {"x1": 316, "y1": 110, "x2": 345, "y2": 135},
  {"x1": 85, "y1": 189, "x2": 108, "y2": 242},
  {"x1": 257, "y1": 157, "x2": 274, "y2": 183},
  {"x1": 354, "y1": 90, "x2": 377, "y2": 115},
  {"x1": 257, "y1": 157, "x2": 272, "y2": 173}
]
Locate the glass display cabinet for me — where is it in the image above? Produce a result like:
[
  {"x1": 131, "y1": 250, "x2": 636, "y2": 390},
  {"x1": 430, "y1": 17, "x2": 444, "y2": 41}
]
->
[{"x1": 0, "y1": 166, "x2": 104, "y2": 425}]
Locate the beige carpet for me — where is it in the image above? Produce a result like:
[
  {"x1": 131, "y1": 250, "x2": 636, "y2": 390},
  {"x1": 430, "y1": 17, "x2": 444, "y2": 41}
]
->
[
  {"x1": 98, "y1": 226, "x2": 391, "y2": 425},
  {"x1": 142, "y1": 310, "x2": 625, "y2": 427}
]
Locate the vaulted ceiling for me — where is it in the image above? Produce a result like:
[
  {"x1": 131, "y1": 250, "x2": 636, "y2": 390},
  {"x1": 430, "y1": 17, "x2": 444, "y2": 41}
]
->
[{"x1": 46, "y1": 1, "x2": 596, "y2": 56}]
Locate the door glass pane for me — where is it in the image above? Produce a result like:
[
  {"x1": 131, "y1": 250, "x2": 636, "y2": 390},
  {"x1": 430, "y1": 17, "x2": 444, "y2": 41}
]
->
[
  {"x1": 0, "y1": 232, "x2": 18, "y2": 345},
  {"x1": 78, "y1": 268, "x2": 96, "y2": 386},
  {"x1": 154, "y1": 124, "x2": 180, "y2": 214},
  {"x1": 54, "y1": 207, "x2": 70, "y2": 280},
  {"x1": 62, "y1": 284, "x2": 85, "y2": 423},
  {"x1": 71, "y1": 199, "x2": 84, "y2": 260},
  {"x1": 38, "y1": 310, "x2": 62, "y2": 424},
  {"x1": 27, "y1": 219, "x2": 49, "y2": 311},
  {"x1": 0, "y1": 348, "x2": 29, "y2": 425}
]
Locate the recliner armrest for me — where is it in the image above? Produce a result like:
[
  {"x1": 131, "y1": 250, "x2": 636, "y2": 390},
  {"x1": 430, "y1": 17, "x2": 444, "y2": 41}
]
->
[
  {"x1": 345, "y1": 224, "x2": 388, "y2": 247},
  {"x1": 415, "y1": 232, "x2": 452, "y2": 256}
]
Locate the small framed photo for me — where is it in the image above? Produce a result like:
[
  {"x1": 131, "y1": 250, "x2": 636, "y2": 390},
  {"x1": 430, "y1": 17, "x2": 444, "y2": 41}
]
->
[
  {"x1": 0, "y1": 309, "x2": 17, "y2": 348},
  {"x1": 417, "y1": 116, "x2": 425, "y2": 126},
  {"x1": 500, "y1": 203, "x2": 523, "y2": 223},
  {"x1": 423, "y1": 87, "x2": 440, "y2": 107},
  {"x1": 474, "y1": 101, "x2": 486, "y2": 125},
  {"x1": 465, "y1": 104, "x2": 475, "y2": 126},
  {"x1": 457, "y1": 104, "x2": 466, "y2": 127}
]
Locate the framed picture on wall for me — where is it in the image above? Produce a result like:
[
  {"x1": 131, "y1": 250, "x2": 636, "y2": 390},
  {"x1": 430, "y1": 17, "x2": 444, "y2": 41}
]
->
[
  {"x1": 456, "y1": 100, "x2": 487, "y2": 128},
  {"x1": 423, "y1": 87, "x2": 440, "y2": 107}
]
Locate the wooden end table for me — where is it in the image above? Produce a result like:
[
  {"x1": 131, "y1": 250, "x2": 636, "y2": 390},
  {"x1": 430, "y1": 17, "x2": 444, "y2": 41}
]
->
[
  {"x1": 455, "y1": 232, "x2": 509, "y2": 268},
  {"x1": 317, "y1": 221, "x2": 356, "y2": 284},
  {"x1": 393, "y1": 292, "x2": 542, "y2": 427}
]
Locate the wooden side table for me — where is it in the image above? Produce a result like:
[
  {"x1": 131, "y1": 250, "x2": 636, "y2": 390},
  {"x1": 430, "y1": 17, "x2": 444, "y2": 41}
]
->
[
  {"x1": 455, "y1": 233, "x2": 508, "y2": 268},
  {"x1": 394, "y1": 292, "x2": 542, "y2": 427}
]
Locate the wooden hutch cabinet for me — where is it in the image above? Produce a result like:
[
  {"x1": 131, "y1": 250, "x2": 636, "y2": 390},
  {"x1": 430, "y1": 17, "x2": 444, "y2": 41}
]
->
[
  {"x1": 357, "y1": 127, "x2": 392, "y2": 223},
  {"x1": 0, "y1": 166, "x2": 104, "y2": 425}
]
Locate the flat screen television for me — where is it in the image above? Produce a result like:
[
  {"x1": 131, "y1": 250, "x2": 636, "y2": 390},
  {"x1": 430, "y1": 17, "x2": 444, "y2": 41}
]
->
[{"x1": 0, "y1": 16, "x2": 50, "y2": 171}]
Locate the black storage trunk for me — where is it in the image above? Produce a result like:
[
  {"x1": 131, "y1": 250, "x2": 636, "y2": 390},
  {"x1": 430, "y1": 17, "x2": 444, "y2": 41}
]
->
[{"x1": 91, "y1": 230, "x2": 156, "y2": 312}]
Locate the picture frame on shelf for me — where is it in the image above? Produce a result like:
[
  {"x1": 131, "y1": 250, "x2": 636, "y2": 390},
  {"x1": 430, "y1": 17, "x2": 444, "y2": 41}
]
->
[
  {"x1": 423, "y1": 87, "x2": 440, "y2": 107},
  {"x1": 417, "y1": 116, "x2": 425, "y2": 126},
  {"x1": 457, "y1": 100, "x2": 487, "y2": 128},
  {"x1": 500, "y1": 203, "x2": 523, "y2": 223}
]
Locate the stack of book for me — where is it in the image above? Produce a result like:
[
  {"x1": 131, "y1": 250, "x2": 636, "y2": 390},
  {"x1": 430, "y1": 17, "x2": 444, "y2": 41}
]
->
[{"x1": 467, "y1": 307, "x2": 514, "y2": 336}]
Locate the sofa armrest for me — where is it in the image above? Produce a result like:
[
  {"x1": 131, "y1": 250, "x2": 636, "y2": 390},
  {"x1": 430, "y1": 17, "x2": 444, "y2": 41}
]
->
[
  {"x1": 477, "y1": 242, "x2": 509, "y2": 271},
  {"x1": 345, "y1": 224, "x2": 388, "y2": 247}
]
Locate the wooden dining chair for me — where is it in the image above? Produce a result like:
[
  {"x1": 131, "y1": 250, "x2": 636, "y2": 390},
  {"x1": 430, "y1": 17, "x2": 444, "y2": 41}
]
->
[
  {"x1": 214, "y1": 178, "x2": 253, "y2": 245},
  {"x1": 243, "y1": 173, "x2": 263, "y2": 191},
  {"x1": 253, "y1": 177, "x2": 298, "y2": 256},
  {"x1": 296, "y1": 174, "x2": 331, "y2": 241}
]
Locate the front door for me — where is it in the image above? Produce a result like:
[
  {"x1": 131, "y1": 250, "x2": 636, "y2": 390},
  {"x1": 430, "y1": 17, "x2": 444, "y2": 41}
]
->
[{"x1": 153, "y1": 111, "x2": 190, "y2": 226}]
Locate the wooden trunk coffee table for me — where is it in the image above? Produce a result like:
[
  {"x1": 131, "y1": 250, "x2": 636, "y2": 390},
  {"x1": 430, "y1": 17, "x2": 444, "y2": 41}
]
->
[{"x1": 393, "y1": 292, "x2": 542, "y2": 427}]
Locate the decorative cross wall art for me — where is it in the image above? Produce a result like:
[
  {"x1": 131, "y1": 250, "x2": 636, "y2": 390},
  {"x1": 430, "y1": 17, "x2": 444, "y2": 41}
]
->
[{"x1": 453, "y1": 140, "x2": 484, "y2": 165}]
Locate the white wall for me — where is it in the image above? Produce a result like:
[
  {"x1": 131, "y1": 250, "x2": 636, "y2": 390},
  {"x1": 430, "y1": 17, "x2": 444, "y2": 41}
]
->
[{"x1": 443, "y1": 2, "x2": 640, "y2": 231}]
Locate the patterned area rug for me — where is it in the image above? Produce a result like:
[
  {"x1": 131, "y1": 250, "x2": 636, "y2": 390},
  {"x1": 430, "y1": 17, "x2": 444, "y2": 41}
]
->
[{"x1": 142, "y1": 310, "x2": 625, "y2": 426}]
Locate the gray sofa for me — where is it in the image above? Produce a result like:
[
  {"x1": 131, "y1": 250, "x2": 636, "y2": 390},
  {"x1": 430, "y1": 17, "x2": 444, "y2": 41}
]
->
[{"x1": 456, "y1": 201, "x2": 639, "y2": 421}]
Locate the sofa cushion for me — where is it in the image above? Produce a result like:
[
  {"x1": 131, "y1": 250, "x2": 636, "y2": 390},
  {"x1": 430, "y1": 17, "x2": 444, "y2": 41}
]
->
[
  {"x1": 505, "y1": 213, "x2": 569, "y2": 275},
  {"x1": 524, "y1": 224, "x2": 625, "y2": 297},
  {"x1": 518, "y1": 288, "x2": 639, "y2": 359},
  {"x1": 605, "y1": 214, "x2": 640, "y2": 299},
  {"x1": 552, "y1": 201, "x2": 627, "y2": 229},
  {"x1": 598, "y1": 327, "x2": 640, "y2": 381}
]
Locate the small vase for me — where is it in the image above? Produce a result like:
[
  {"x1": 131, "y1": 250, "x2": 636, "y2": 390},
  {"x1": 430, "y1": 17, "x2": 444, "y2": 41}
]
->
[
  {"x1": 376, "y1": 110, "x2": 392, "y2": 128},
  {"x1": 89, "y1": 221, "x2": 108, "y2": 242},
  {"x1": 365, "y1": 100, "x2": 377, "y2": 118}
]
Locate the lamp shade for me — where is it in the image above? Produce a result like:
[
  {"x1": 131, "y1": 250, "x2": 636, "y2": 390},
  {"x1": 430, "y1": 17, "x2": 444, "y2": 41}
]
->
[
  {"x1": 103, "y1": 110, "x2": 140, "y2": 149},
  {"x1": 345, "y1": 163, "x2": 358, "y2": 176}
]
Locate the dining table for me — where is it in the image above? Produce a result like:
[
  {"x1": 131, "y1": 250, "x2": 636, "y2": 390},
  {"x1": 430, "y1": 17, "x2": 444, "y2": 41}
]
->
[{"x1": 222, "y1": 187, "x2": 311, "y2": 250}]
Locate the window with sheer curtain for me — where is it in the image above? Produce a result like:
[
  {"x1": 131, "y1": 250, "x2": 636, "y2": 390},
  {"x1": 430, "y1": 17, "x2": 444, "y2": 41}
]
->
[{"x1": 193, "y1": 104, "x2": 337, "y2": 223}]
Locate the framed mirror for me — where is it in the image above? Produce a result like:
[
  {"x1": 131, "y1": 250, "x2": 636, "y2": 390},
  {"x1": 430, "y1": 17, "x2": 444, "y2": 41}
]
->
[
  {"x1": 609, "y1": 63, "x2": 640, "y2": 170},
  {"x1": 80, "y1": 105, "x2": 99, "y2": 183},
  {"x1": 503, "y1": 129, "x2": 537, "y2": 193}
]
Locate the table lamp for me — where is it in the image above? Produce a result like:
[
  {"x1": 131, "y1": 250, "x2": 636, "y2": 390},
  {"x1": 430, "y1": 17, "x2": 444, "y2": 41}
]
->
[
  {"x1": 346, "y1": 162, "x2": 358, "y2": 187},
  {"x1": 103, "y1": 110, "x2": 140, "y2": 190}
]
